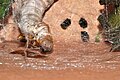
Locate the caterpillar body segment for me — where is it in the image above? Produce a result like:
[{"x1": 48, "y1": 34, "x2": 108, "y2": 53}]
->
[
  {"x1": 13, "y1": 0, "x2": 55, "y2": 54},
  {"x1": 98, "y1": 0, "x2": 120, "y2": 52}
]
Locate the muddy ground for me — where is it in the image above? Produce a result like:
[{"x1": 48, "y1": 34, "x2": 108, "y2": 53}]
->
[{"x1": 0, "y1": 0, "x2": 120, "y2": 80}]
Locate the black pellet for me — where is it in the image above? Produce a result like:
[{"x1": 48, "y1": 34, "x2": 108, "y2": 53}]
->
[
  {"x1": 79, "y1": 18, "x2": 88, "y2": 29},
  {"x1": 60, "y1": 18, "x2": 71, "y2": 29},
  {"x1": 81, "y1": 31, "x2": 89, "y2": 42}
]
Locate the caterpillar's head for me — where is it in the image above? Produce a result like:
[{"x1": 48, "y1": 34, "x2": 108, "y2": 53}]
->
[
  {"x1": 33, "y1": 22, "x2": 53, "y2": 54},
  {"x1": 37, "y1": 35, "x2": 53, "y2": 54}
]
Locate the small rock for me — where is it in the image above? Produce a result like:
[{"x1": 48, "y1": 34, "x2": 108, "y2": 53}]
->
[
  {"x1": 60, "y1": 18, "x2": 71, "y2": 30},
  {"x1": 79, "y1": 18, "x2": 88, "y2": 29},
  {"x1": 81, "y1": 31, "x2": 89, "y2": 42}
]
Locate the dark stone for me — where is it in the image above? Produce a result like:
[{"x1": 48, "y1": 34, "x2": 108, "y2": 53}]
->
[
  {"x1": 60, "y1": 18, "x2": 71, "y2": 29},
  {"x1": 81, "y1": 31, "x2": 89, "y2": 42},
  {"x1": 79, "y1": 18, "x2": 88, "y2": 29}
]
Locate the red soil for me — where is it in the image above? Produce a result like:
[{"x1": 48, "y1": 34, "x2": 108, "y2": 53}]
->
[{"x1": 0, "y1": 0, "x2": 120, "y2": 80}]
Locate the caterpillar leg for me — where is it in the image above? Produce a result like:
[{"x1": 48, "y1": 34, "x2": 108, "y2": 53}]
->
[{"x1": 18, "y1": 34, "x2": 27, "y2": 43}]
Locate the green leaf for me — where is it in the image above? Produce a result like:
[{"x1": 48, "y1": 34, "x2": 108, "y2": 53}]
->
[
  {"x1": 0, "y1": 0, "x2": 11, "y2": 19},
  {"x1": 108, "y1": 7, "x2": 120, "y2": 28}
]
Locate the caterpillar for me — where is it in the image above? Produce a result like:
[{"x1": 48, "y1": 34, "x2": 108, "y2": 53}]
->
[
  {"x1": 98, "y1": 0, "x2": 120, "y2": 52},
  {"x1": 99, "y1": 0, "x2": 120, "y2": 5},
  {"x1": 12, "y1": 0, "x2": 55, "y2": 55}
]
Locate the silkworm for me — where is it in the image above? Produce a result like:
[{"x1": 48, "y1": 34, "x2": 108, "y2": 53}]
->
[{"x1": 12, "y1": 0, "x2": 55, "y2": 54}]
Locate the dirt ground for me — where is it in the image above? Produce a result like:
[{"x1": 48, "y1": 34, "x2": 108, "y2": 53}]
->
[{"x1": 0, "y1": 0, "x2": 120, "y2": 80}]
